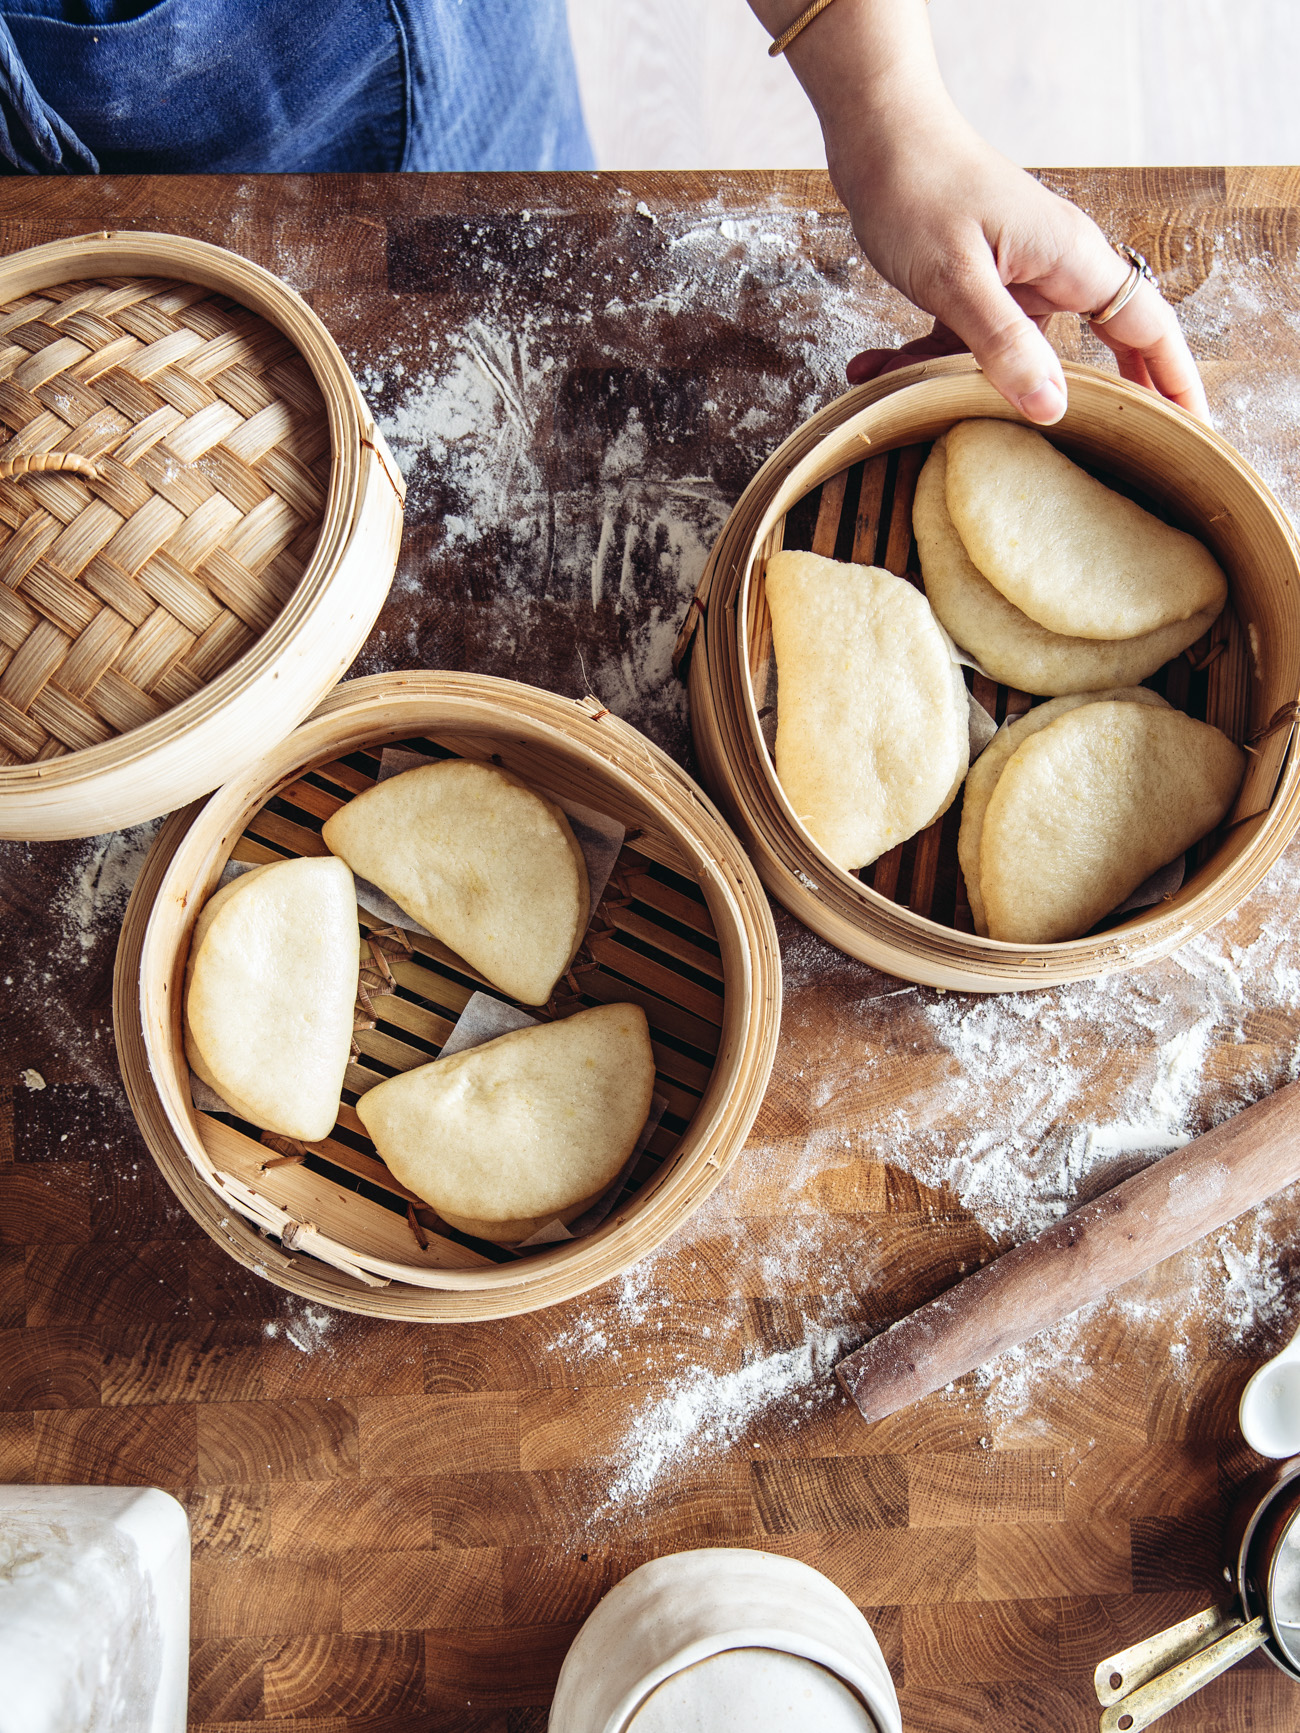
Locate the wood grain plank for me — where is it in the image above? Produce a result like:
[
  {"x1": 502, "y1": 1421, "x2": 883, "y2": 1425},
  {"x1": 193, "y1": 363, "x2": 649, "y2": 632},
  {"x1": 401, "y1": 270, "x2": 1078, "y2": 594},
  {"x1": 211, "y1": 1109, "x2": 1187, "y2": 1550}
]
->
[
  {"x1": 424, "y1": 1622, "x2": 576, "y2": 1713},
  {"x1": 262, "y1": 1318, "x2": 425, "y2": 1399},
  {"x1": 189, "y1": 1639, "x2": 267, "y2": 1724},
  {"x1": 27, "y1": 1240, "x2": 189, "y2": 1329},
  {"x1": 0, "y1": 1162, "x2": 92, "y2": 1241},
  {"x1": 103, "y1": 1321, "x2": 263, "y2": 1406},
  {"x1": 196, "y1": 1400, "x2": 359, "y2": 1483},
  {"x1": 33, "y1": 1402, "x2": 197, "y2": 1488},
  {"x1": 263, "y1": 1632, "x2": 425, "y2": 1719},
  {"x1": 185, "y1": 1487, "x2": 272, "y2": 1559},
  {"x1": 976, "y1": 1519, "x2": 1133, "y2": 1599},
  {"x1": 902, "y1": 1597, "x2": 1060, "y2": 1684},
  {"x1": 0, "y1": 1324, "x2": 101, "y2": 1408},
  {"x1": 358, "y1": 1394, "x2": 519, "y2": 1477},
  {"x1": 192, "y1": 1555, "x2": 342, "y2": 1638},
  {"x1": 502, "y1": 1545, "x2": 659, "y2": 1627},
  {"x1": 341, "y1": 1549, "x2": 504, "y2": 1632},
  {"x1": 269, "y1": 1479, "x2": 435, "y2": 1557},
  {"x1": 751, "y1": 1455, "x2": 909, "y2": 1532},
  {"x1": 908, "y1": 1450, "x2": 1066, "y2": 1528},
  {"x1": 760, "y1": 1529, "x2": 979, "y2": 1604}
]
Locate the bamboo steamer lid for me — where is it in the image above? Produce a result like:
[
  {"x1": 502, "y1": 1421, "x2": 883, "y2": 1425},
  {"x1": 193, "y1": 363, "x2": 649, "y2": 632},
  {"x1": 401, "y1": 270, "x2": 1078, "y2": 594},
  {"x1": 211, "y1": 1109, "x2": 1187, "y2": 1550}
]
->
[
  {"x1": 113, "y1": 673, "x2": 781, "y2": 1321},
  {"x1": 0, "y1": 231, "x2": 404, "y2": 840},
  {"x1": 680, "y1": 357, "x2": 1300, "y2": 993}
]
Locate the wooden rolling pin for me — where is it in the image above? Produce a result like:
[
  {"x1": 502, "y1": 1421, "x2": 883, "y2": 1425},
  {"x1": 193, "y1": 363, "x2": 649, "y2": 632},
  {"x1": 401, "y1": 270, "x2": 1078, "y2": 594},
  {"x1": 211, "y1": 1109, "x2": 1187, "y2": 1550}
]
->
[{"x1": 837, "y1": 1078, "x2": 1300, "y2": 1421}]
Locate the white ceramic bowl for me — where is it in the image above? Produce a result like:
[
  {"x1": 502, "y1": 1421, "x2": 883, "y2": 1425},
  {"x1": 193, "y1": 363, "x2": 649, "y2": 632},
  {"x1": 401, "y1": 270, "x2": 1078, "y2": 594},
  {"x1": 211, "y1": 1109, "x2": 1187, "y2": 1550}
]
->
[{"x1": 548, "y1": 1548, "x2": 901, "y2": 1733}]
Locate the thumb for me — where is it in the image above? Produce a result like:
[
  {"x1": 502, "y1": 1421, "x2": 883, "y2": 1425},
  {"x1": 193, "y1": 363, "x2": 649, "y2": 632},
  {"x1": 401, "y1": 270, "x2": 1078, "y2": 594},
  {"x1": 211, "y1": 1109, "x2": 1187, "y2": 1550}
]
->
[{"x1": 936, "y1": 251, "x2": 1067, "y2": 424}]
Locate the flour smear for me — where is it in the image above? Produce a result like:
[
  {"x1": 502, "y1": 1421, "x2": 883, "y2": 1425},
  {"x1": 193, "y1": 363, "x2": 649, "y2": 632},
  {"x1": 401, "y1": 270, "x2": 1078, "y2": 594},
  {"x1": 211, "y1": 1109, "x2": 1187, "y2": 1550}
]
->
[
  {"x1": 14, "y1": 209, "x2": 1300, "y2": 1515},
  {"x1": 353, "y1": 198, "x2": 912, "y2": 754}
]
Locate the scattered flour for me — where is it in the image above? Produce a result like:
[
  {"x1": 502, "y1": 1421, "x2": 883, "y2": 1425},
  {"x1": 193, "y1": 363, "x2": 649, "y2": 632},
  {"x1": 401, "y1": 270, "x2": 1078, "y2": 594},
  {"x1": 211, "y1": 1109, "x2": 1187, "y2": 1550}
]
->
[
  {"x1": 9, "y1": 205, "x2": 1300, "y2": 1513},
  {"x1": 351, "y1": 196, "x2": 914, "y2": 756},
  {"x1": 600, "y1": 1319, "x2": 853, "y2": 1512},
  {"x1": 54, "y1": 822, "x2": 163, "y2": 963},
  {"x1": 263, "y1": 1302, "x2": 337, "y2": 1355}
]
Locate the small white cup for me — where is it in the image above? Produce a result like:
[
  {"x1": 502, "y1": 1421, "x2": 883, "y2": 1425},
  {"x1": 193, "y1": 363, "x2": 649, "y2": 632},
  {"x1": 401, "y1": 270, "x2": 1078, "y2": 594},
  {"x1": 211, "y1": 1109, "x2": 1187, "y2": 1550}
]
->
[{"x1": 548, "y1": 1547, "x2": 901, "y2": 1733}]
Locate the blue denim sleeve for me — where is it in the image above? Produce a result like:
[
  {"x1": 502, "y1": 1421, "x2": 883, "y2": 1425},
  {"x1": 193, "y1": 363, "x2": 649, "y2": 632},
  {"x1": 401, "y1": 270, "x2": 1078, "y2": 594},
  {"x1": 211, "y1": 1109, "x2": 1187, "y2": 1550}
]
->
[{"x1": 0, "y1": 0, "x2": 593, "y2": 174}]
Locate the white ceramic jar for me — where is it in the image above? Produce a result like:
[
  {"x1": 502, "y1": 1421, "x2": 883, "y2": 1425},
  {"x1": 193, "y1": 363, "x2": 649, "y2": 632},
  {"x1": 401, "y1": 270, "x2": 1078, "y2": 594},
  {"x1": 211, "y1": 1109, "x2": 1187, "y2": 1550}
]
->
[
  {"x1": 549, "y1": 1548, "x2": 901, "y2": 1733},
  {"x1": 0, "y1": 1485, "x2": 190, "y2": 1733}
]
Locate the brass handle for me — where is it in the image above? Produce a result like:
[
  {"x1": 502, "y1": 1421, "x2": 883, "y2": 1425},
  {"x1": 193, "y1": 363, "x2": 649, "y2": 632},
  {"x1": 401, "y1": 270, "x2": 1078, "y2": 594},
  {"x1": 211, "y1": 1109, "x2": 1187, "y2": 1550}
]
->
[
  {"x1": 1098, "y1": 1616, "x2": 1268, "y2": 1733},
  {"x1": 1094, "y1": 1605, "x2": 1237, "y2": 1705}
]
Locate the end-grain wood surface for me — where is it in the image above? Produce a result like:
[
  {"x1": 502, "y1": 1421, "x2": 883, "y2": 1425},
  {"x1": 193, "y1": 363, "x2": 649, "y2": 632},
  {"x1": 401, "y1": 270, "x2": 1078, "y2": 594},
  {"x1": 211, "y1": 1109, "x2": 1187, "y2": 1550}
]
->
[{"x1": 3, "y1": 169, "x2": 1300, "y2": 1732}]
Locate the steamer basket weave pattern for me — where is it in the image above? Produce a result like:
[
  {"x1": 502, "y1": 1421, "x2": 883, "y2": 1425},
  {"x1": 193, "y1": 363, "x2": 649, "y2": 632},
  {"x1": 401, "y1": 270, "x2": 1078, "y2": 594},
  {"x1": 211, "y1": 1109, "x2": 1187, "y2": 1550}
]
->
[{"x1": 0, "y1": 276, "x2": 327, "y2": 766}]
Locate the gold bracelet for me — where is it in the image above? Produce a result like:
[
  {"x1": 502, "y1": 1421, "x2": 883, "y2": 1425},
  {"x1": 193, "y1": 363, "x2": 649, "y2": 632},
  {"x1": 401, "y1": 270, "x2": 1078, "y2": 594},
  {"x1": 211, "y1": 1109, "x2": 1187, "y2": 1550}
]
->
[
  {"x1": 768, "y1": 0, "x2": 927, "y2": 58},
  {"x1": 768, "y1": 0, "x2": 842, "y2": 57}
]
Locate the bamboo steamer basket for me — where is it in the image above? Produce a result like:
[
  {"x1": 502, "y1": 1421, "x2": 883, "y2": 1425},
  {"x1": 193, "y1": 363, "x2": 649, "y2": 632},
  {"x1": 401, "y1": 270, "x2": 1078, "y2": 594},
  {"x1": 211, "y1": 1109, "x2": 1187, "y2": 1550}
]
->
[
  {"x1": 113, "y1": 671, "x2": 781, "y2": 1321},
  {"x1": 681, "y1": 356, "x2": 1300, "y2": 993},
  {"x1": 0, "y1": 231, "x2": 404, "y2": 840}
]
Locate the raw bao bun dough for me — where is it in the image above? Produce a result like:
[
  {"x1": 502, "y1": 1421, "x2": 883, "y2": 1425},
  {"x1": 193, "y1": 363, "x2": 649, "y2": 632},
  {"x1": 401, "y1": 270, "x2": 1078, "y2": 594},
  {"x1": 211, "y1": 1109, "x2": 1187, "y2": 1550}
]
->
[
  {"x1": 914, "y1": 437, "x2": 1222, "y2": 694},
  {"x1": 322, "y1": 758, "x2": 590, "y2": 1007},
  {"x1": 766, "y1": 548, "x2": 969, "y2": 871},
  {"x1": 356, "y1": 1003, "x2": 655, "y2": 1244},
  {"x1": 944, "y1": 419, "x2": 1229, "y2": 641},
  {"x1": 958, "y1": 687, "x2": 1168, "y2": 937},
  {"x1": 979, "y1": 702, "x2": 1244, "y2": 944},
  {"x1": 184, "y1": 856, "x2": 359, "y2": 1142}
]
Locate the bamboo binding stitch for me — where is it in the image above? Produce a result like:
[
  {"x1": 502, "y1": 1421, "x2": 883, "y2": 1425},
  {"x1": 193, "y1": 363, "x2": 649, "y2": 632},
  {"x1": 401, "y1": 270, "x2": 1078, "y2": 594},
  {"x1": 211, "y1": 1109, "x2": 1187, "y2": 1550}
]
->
[{"x1": 0, "y1": 451, "x2": 99, "y2": 480}]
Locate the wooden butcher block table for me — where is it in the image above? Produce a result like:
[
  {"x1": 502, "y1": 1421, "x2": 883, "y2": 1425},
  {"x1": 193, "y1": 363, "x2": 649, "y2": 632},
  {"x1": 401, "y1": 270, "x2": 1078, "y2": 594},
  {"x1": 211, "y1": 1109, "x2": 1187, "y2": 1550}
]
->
[{"x1": 2, "y1": 168, "x2": 1300, "y2": 1733}]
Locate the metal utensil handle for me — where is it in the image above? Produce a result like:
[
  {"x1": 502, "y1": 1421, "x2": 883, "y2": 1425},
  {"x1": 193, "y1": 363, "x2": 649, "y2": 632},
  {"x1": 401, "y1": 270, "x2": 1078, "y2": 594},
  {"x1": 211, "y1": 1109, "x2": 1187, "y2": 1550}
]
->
[
  {"x1": 1094, "y1": 1605, "x2": 1239, "y2": 1705},
  {"x1": 1098, "y1": 1615, "x2": 1269, "y2": 1733}
]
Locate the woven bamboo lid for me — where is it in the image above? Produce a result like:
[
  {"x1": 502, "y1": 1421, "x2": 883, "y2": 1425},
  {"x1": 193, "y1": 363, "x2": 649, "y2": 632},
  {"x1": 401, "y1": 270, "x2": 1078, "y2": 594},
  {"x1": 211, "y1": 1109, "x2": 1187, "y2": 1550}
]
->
[
  {"x1": 0, "y1": 233, "x2": 404, "y2": 840},
  {"x1": 0, "y1": 274, "x2": 328, "y2": 764}
]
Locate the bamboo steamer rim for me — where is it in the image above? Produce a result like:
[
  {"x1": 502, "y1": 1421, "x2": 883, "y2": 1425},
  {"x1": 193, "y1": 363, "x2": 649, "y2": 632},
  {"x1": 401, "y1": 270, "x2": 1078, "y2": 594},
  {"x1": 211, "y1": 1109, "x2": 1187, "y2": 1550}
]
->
[
  {"x1": 686, "y1": 355, "x2": 1300, "y2": 991},
  {"x1": 0, "y1": 230, "x2": 403, "y2": 819},
  {"x1": 114, "y1": 670, "x2": 782, "y2": 1321}
]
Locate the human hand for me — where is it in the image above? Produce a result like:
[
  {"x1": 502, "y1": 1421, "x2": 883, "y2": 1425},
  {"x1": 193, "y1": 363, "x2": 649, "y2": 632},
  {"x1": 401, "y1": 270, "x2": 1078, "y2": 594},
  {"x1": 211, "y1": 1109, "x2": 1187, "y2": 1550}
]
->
[
  {"x1": 751, "y1": 0, "x2": 1209, "y2": 425},
  {"x1": 834, "y1": 118, "x2": 1209, "y2": 424}
]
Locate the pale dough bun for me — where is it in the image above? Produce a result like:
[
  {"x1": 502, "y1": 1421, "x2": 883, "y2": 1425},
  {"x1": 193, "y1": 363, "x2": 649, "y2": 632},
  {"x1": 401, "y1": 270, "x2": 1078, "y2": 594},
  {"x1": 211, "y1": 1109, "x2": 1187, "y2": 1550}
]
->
[
  {"x1": 322, "y1": 759, "x2": 590, "y2": 1007},
  {"x1": 980, "y1": 702, "x2": 1244, "y2": 944},
  {"x1": 944, "y1": 419, "x2": 1229, "y2": 641},
  {"x1": 356, "y1": 1003, "x2": 655, "y2": 1244},
  {"x1": 184, "y1": 856, "x2": 359, "y2": 1141},
  {"x1": 914, "y1": 437, "x2": 1222, "y2": 693},
  {"x1": 957, "y1": 687, "x2": 1168, "y2": 936},
  {"x1": 766, "y1": 548, "x2": 970, "y2": 871}
]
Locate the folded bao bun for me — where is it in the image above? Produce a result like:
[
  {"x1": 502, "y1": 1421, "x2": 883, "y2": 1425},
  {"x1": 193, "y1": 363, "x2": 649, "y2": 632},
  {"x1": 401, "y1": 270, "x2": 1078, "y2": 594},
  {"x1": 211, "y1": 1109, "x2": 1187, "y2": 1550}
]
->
[
  {"x1": 914, "y1": 437, "x2": 1222, "y2": 693},
  {"x1": 958, "y1": 687, "x2": 1169, "y2": 937},
  {"x1": 184, "y1": 856, "x2": 359, "y2": 1141},
  {"x1": 356, "y1": 1004, "x2": 656, "y2": 1244},
  {"x1": 322, "y1": 759, "x2": 590, "y2": 1007},
  {"x1": 765, "y1": 548, "x2": 969, "y2": 871},
  {"x1": 944, "y1": 420, "x2": 1229, "y2": 641},
  {"x1": 978, "y1": 702, "x2": 1244, "y2": 944}
]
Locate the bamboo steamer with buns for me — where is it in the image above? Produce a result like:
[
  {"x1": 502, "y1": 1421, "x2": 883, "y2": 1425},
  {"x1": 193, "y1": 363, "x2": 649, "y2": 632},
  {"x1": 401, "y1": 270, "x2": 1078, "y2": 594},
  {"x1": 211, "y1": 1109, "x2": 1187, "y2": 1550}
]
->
[
  {"x1": 680, "y1": 356, "x2": 1300, "y2": 992},
  {"x1": 0, "y1": 230, "x2": 404, "y2": 840},
  {"x1": 114, "y1": 672, "x2": 781, "y2": 1322}
]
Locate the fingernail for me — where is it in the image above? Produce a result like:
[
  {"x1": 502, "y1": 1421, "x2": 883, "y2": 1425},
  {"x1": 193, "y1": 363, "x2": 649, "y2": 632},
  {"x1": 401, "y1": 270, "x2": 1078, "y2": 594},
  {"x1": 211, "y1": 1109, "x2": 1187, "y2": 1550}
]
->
[{"x1": 1018, "y1": 380, "x2": 1067, "y2": 424}]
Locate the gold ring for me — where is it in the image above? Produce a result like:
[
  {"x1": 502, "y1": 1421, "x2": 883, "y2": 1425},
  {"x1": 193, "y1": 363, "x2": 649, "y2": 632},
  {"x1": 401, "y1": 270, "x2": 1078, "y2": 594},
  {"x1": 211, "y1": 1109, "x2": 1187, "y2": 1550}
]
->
[{"x1": 1088, "y1": 244, "x2": 1159, "y2": 326}]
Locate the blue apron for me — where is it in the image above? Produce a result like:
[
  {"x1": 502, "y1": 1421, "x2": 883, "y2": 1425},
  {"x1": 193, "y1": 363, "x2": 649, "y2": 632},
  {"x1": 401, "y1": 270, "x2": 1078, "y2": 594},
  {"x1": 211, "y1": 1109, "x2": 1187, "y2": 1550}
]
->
[{"x1": 0, "y1": 0, "x2": 594, "y2": 173}]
